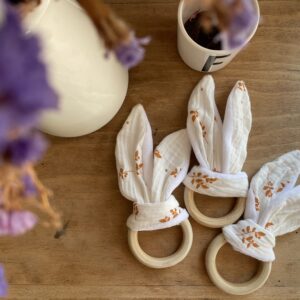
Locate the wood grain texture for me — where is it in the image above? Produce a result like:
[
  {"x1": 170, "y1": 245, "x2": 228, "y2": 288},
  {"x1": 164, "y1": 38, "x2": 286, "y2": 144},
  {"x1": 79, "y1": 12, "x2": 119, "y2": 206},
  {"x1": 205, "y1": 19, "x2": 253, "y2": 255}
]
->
[{"x1": 1, "y1": 0, "x2": 300, "y2": 299}]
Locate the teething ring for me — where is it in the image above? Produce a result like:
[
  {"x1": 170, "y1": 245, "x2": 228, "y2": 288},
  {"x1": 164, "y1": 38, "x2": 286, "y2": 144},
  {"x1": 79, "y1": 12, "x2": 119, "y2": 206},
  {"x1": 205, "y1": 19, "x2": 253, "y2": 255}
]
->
[
  {"x1": 128, "y1": 219, "x2": 193, "y2": 268},
  {"x1": 205, "y1": 233, "x2": 272, "y2": 295},
  {"x1": 184, "y1": 187, "x2": 246, "y2": 228}
]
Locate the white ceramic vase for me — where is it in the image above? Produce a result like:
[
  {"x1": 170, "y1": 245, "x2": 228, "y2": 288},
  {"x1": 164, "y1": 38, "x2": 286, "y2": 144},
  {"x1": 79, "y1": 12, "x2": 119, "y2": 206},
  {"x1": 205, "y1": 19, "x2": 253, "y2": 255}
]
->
[{"x1": 25, "y1": 0, "x2": 128, "y2": 137}]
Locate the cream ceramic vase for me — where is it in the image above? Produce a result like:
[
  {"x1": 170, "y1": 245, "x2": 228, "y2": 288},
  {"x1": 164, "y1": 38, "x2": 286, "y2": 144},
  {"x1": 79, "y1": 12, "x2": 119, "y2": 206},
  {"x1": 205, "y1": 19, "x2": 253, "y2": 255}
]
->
[{"x1": 25, "y1": 0, "x2": 128, "y2": 137}]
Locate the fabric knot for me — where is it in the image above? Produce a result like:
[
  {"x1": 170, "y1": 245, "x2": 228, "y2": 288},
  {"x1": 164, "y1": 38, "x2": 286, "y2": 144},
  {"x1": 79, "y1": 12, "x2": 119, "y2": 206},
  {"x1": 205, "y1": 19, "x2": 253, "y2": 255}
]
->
[
  {"x1": 184, "y1": 166, "x2": 249, "y2": 198},
  {"x1": 126, "y1": 195, "x2": 188, "y2": 231},
  {"x1": 223, "y1": 219, "x2": 276, "y2": 262}
]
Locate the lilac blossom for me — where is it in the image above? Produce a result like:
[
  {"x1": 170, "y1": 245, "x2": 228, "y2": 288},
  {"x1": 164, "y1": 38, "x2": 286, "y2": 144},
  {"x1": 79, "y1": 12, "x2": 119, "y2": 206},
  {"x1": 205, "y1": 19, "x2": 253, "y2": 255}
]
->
[
  {"x1": 0, "y1": 266, "x2": 7, "y2": 298},
  {"x1": 0, "y1": 210, "x2": 37, "y2": 236},
  {"x1": 7, "y1": 132, "x2": 47, "y2": 166},
  {"x1": 0, "y1": 3, "x2": 57, "y2": 152},
  {"x1": 114, "y1": 32, "x2": 151, "y2": 69},
  {"x1": 216, "y1": 0, "x2": 259, "y2": 49}
]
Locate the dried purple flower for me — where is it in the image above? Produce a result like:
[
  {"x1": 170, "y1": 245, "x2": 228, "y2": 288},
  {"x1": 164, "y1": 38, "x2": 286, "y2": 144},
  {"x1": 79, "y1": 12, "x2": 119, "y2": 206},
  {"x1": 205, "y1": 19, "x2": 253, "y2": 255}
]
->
[
  {"x1": 0, "y1": 266, "x2": 7, "y2": 298},
  {"x1": 216, "y1": 0, "x2": 259, "y2": 49},
  {"x1": 7, "y1": 132, "x2": 47, "y2": 166},
  {"x1": 114, "y1": 32, "x2": 151, "y2": 69},
  {"x1": 0, "y1": 210, "x2": 37, "y2": 236},
  {"x1": 0, "y1": 3, "x2": 57, "y2": 154}
]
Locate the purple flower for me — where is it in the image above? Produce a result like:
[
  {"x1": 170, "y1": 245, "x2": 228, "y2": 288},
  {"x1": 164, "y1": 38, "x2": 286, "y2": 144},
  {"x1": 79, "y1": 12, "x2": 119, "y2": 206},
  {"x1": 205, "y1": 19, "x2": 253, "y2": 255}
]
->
[
  {"x1": 0, "y1": 210, "x2": 37, "y2": 236},
  {"x1": 7, "y1": 132, "x2": 47, "y2": 166},
  {"x1": 114, "y1": 32, "x2": 151, "y2": 69},
  {"x1": 216, "y1": 0, "x2": 259, "y2": 49},
  {"x1": 0, "y1": 266, "x2": 8, "y2": 297},
  {"x1": 0, "y1": 3, "x2": 57, "y2": 154}
]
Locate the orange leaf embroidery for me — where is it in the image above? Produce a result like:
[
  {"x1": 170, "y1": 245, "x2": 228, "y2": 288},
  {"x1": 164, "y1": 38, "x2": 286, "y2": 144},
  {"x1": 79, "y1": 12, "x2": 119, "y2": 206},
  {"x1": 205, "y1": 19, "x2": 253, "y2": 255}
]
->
[
  {"x1": 159, "y1": 216, "x2": 171, "y2": 223},
  {"x1": 255, "y1": 196, "x2": 260, "y2": 211},
  {"x1": 276, "y1": 181, "x2": 289, "y2": 193},
  {"x1": 154, "y1": 149, "x2": 162, "y2": 158},
  {"x1": 170, "y1": 168, "x2": 179, "y2": 178},
  {"x1": 190, "y1": 111, "x2": 199, "y2": 122},
  {"x1": 265, "y1": 222, "x2": 274, "y2": 229},
  {"x1": 263, "y1": 181, "x2": 274, "y2": 197},
  {"x1": 237, "y1": 81, "x2": 246, "y2": 91},
  {"x1": 240, "y1": 226, "x2": 266, "y2": 249},
  {"x1": 170, "y1": 209, "x2": 179, "y2": 218},
  {"x1": 134, "y1": 150, "x2": 140, "y2": 161},
  {"x1": 119, "y1": 168, "x2": 128, "y2": 179},
  {"x1": 189, "y1": 172, "x2": 217, "y2": 190},
  {"x1": 200, "y1": 121, "x2": 207, "y2": 140}
]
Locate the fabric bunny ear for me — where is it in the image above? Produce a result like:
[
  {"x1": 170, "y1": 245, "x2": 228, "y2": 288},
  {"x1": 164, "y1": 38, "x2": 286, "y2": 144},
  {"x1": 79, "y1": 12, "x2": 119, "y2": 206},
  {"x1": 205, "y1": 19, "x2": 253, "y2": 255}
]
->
[
  {"x1": 222, "y1": 81, "x2": 252, "y2": 173},
  {"x1": 223, "y1": 150, "x2": 300, "y2": 262},
  {"x1": 184, "y1": 76, "x2": 250, "y2": 198},
  {"x1": 151, "y1": 129, "x2": 191, "y2": 203},
  {"x1": 116, "y1": 105, "x2": 191, "y2": 231},
  {"x1": 187, "y1": 75, "x2": 223, "y2": 171},
  {"x1": 245, "y1": 150, "x2": 300, "y2": 224},
  {"x1": 115, "y1": 104, "x2": 153, "y2": 204}
]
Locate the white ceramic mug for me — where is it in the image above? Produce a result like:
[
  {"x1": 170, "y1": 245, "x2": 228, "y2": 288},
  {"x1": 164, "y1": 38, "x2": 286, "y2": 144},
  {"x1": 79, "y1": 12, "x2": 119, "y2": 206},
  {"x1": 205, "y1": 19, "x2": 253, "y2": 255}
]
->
[{"x1": 177, "y1": 0, "x2": 260, "y2": 72}]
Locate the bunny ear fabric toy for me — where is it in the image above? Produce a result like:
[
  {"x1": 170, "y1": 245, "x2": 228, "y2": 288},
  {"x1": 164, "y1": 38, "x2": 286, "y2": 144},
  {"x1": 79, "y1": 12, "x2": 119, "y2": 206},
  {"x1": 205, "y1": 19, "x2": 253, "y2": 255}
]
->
[
  {"x1": 184, "y1": 75, "x2": 252, "y2": 228},
  {"x1": 206, "y1": 150, "x2": 300, "y2": 295},
  {"x1": 115, "y1": 104, "x2": 193, "y2": 268}
]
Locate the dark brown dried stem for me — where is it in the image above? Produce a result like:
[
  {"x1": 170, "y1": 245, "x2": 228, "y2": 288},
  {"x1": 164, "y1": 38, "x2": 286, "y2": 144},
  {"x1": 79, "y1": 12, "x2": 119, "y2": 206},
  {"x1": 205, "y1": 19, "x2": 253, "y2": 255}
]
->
[{"x1": 77, "y1": 0, "x2": 131, "y2": 49}]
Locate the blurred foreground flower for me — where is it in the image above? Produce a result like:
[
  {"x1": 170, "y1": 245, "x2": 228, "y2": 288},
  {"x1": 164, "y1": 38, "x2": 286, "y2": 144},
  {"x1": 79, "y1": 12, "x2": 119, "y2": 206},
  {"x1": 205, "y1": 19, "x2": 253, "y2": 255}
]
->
[
  {"x1": 0, "y1": 266, "x2": 7, "y2": 298},
  {"x1": 77, "y1": 0, "x2": 150, "y2": 69},
  {"x1": 0, "y1": 3, "x2": 61, "y2": 296},
  {"x1": 113, "y1": 33, "x2": 151, "y2": 69}
]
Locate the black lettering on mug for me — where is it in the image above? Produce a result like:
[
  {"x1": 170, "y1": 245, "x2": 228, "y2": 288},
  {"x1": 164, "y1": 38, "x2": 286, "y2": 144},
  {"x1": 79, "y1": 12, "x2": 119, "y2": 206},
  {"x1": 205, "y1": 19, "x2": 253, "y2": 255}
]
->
[{"x1": 202, "y1": 54, "x2": 231, "y2": 72}]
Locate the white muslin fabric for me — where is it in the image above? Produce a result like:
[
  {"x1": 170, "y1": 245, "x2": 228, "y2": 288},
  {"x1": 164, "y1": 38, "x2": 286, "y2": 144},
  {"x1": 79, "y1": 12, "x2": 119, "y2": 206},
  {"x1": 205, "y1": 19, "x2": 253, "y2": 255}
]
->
[
  {"x1": 115, "y1": 104, "x2": 191, "y2": 231},
  {"x1": 183, "y1": 75, "x2": 252, "y2": 198},
  {"x1": 223, "y1": 150, "x2": 300, "y2": 262}
]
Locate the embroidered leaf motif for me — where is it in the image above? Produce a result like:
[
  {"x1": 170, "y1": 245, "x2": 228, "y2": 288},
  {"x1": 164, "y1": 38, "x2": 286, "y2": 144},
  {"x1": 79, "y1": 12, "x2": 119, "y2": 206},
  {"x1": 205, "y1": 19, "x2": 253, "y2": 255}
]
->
[
  {"x1": 200, "y1": 121, "x2": 207, "y2": 140},
  {"x1": 159, "y1": 208, "x2": 182, "y2": 223},
  {"x1": 135, "y1": 163, "x2": 144, "y2": 175},
  {"x1": 170, "y1": 168, "x2": 179, "y2": 178},
  {"x1": 170, "y1": 209, "x2": 179, "y2": 218},
  {"x1": 265, "y1": 222, "x2": 274, "y2": 229},
  {"x1": 255, "y1": 196, "x2": 260, "y2": 211},
  {"x1": 237, "y1": 81, "x2": 246, "y2": 91},
  {"x1": 276, "y1": 181, "x2": 289, "y2": 193},
  {"x1": 159, "y1": 216, "x2": 171, "y2": 223},
  {"x1": 119, "y1": 168, "x2": 128, "y2": 179},
  {"x1": 240, "y1": 226, "x2": 266, "y2": 249},
  {"x1": 134, "y1": 150, "x2": 140, "y2": 161},
  {"x1": 190, "y1": 111, "x2": 199, "y2": 122},
  {"x1": 189, "y1": 172, "x2": 217, "y2": 190},
  {"x1": 263, "y1": 181, "x2": 274, "y2": 197},
  {"x1": 255, "y1": 231, "x2": 266, "y2": 239},
  {"x1": 154, "y1": 149, "x2": 162, "y2": 158}
]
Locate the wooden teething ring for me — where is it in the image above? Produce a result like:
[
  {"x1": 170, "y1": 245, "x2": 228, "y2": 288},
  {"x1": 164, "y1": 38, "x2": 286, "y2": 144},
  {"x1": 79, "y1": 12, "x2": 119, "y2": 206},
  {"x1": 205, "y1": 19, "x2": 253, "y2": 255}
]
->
[
  {"x1": 128, "y1": 219, "x2": 193, "y2": 268},
  {"x1": 205, "y1": 233, "x2": 272, "y2": 295},
  {"x1": 184, "y1": 187, "x2": 246, "y2": 228}
]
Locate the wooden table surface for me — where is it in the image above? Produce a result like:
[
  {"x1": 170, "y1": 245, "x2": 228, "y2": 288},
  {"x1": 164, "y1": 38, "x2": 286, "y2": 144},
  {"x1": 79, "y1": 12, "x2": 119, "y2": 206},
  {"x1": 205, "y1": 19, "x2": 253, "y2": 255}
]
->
[{"x1": 2, "y1": 0, "x2": 300, "y2": 299}]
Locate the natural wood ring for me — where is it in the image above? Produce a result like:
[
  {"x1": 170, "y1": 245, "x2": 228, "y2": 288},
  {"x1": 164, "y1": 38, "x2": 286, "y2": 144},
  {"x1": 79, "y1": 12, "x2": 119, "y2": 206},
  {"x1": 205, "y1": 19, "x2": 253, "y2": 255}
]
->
[
  {"x1": 128, "y1": 219, "x2": 193, "y2": 269},
  {"x1": 205, "y1": 233, "x2": 272, "y2": 295},
  {"x1": 184, "y1": 187, "x2": 246, "y2": 228}
]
